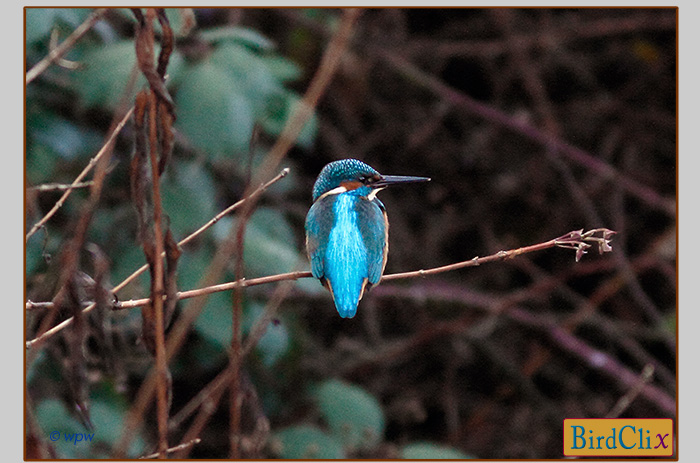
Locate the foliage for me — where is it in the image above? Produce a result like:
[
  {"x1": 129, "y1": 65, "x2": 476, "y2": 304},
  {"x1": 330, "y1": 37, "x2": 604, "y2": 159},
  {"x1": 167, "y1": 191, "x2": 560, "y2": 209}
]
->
[{"x1": 25, "y1": 7, "x2": 676, "y2": 459}]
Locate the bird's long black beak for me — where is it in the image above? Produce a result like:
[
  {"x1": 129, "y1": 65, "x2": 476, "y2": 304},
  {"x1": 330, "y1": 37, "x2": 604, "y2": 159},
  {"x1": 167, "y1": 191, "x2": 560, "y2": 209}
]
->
[{"x1": 374, "y1": 174, "x2": 431, "y2": 188}]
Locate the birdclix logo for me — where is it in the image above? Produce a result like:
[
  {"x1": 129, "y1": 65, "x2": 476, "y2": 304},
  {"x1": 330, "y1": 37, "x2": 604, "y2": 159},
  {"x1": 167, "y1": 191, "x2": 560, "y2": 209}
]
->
[{"x1": 563, "y1": 418, "x2": 674, "y2": 457}]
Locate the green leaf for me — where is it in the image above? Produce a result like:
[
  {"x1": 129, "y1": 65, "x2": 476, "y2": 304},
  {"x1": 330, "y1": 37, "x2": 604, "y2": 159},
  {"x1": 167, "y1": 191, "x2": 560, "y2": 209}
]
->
[
  {"x1": 26, "y1": 8, "x2": 60, "y2": 45},
  {"x1": 199, "y1": 26, "x2": 276, "y2": 52},
  {"x1": 74, "y1": 40, "x2": 138, "y2": 109},
  {"x1": 175, "y1": 61, "x2": 255, "y2": 158},
  {"x1": 213, "y1": 208, "x2": 300, "y2": 278},
  {"x1": 401, "y1": 442, "x2": 475, "y2": 459},
  {"x1": 29, "y1": 112, "x2": 103, "y2": 160},
  {"x1": 74, "y1": 39, "x2": 183, "y2": 110},
  {"x1": 158, "y1": 8, "x2": 195, "y2": 38},
  {"x1": 110, "y1": 244, "x2": 149, "y2": 290},
  {"x1": 26, "y1": 144, "x2": 57, "y2": 186},
  {"x1": 161, "y1": 160, "x2": 217, "y2": 237},
  {"x1": 273, "y1": 425, "x2": 346, "y2": 459},
  {"x1": 315, "y1": 379, "x2": 385, "y2": 451},
  {"x1": 260, "y1": 55, "x2": 303, "y2": 83},
  {"x1": 192, "y1": 290, "x2": 232, "y2": 351},
  {"x1": 26, "y1": 8, "x2": 90, "y2": 45},
  {"x1": 26, "y1": 233, "x2": 46, "y2": 277},
  {"x1": 244, "y1": 302, "x2": 291, "y2": 367},
  {"x1": 261, "y1": 91, "x2": 318, "y2": 149},
  {"x1": 193, "y1": 296, "x2": 291, "y2": 368},
  {"x1": 34, "y1": 384, "x2": 147, "y2": 458},
  {"x1": 180, "y1": 247, "x2": 239, "y2": 355},
  {"x1": 210, "y1": 42, "x2": 284, "y2": 117}
]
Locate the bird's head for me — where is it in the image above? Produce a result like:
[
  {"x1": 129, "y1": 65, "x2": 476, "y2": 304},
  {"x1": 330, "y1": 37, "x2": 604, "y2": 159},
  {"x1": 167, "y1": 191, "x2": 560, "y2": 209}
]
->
[{"x1": 312, "y1": 159, "x2": 429, "y2": 202}]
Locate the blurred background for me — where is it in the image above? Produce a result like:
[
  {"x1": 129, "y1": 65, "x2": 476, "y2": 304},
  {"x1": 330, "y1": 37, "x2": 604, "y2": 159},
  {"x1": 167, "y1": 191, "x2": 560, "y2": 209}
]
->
[{"x1": 25, "y1": 8, "x2": 676, "y2": 459}]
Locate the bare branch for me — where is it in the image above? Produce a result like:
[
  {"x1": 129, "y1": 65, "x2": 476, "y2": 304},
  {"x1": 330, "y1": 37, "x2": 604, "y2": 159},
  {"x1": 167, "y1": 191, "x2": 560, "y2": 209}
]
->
[
  {"x1": 26, "y1": 8, "x2": 107, "y2": 84},
  {"x1": 29, "y1": 181, "x2": 94, "y2": 192},
  {"x1": 25, "y1": 168, "x2": 290, "y2": 349},
  {"x1": 100, "y1": 228, "x2": 615, "y2": 311},
  {"x1": 139, "y1": 438, "x2": 201, "y2": 459},
  {"x1": 26, "y1": 107, "x2": 134, "y2": 242}
]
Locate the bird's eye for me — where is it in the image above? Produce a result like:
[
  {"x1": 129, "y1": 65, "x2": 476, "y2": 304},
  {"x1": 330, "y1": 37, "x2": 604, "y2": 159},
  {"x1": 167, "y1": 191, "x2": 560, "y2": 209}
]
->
[{"x1": 359, "y1": 174, "x2": 378, "y2": 184}]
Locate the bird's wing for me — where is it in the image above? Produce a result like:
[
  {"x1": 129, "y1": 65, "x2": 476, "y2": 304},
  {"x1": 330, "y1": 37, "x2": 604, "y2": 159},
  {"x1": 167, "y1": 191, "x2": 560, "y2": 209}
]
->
[
  {"x1": 304, "y1": 197, "x2": 335, "y2": 280},
  {"x1": 357, "y1": 198, "x2": 388, "y2": 285}
]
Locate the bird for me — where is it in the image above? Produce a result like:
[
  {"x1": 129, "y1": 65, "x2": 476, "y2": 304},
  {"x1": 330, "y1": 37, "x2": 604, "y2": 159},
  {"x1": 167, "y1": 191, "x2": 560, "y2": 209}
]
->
[{"x1": 305, "y1": 159, "x2": 430, "y2": 318}]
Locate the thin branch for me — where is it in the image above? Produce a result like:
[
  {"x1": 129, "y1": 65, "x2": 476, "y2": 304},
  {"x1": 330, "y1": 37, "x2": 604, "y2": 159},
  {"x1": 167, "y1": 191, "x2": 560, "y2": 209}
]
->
[
  {"x1": 26, "y1": 106, "x2": 134, "y2": 242},
  {"x1": 250, "y1": 8, "x2": 362, "y2": 193},
  {"x1": 171, "y1": 367, "x2": 231, "y2": 458},
  {"x1": 134, "y1": 8, "x2": 173, "y2": 455},
  {"x1": 404, "y1": 12, "x2": 677, "y2": 60},
  {"x1": 169, "y1": 273, "x2": 297, "y2": 434},
  {"x1": 113, "y1": 11, "x2": 362, "y2": 455},
  {"x1": 147, "y1": 86, "x2": 170, "y2": 457},
  {"x1": 275, "y1": 8, "x2": 674, "y2": 216},
  {"x1": 509, "y1": 309, "x2": 675, "y2": 416},
  {"x1": 103, "y1": 228, "x2": 615, "y2": 311},
  {"x1": 606, "y1": 364, "x2": 655, "y2": 418},
  {"x1": 378, "y1": 51, "x2": 675, "y2": 217},
  {"x1": 139, "y1": 438, "x2": 201, "y2": 459},
  {"x1": 25, "y1": 168, "x2": 290, "y2": 349},
  {"x1": 26, "y1": 227, "x2": 615, "y2": 333},
  {"x1": 49, "y1": 28, "x2": 81, "y2": 69},
  {"x1": 114, "y1": 167, "x2": 290, "y2": 294},
  {"x1": 26, "y1": 8, "x2": 107, "y2": 84},
  {"x1": 29, "y1": 181, "x2": 94, "y2": 192}
]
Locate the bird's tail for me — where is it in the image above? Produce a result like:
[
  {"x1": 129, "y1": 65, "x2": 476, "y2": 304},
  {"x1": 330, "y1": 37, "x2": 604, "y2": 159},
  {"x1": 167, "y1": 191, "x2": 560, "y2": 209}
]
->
[{"x1": 326, "y1": 278, "x2": 368, "y2": 318}]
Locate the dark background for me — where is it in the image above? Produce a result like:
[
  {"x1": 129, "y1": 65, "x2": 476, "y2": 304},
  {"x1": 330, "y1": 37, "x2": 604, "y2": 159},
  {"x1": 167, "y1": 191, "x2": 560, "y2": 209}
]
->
[{"x1": 25, "y1": 8, "x2": 676, "y2": 459}]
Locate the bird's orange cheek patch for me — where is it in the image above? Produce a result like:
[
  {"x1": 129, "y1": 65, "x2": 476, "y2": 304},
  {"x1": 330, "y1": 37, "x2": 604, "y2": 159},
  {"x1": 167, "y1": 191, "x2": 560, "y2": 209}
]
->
[{"x1": 340, "y1": 180, "x2": 363, "y2": 191}]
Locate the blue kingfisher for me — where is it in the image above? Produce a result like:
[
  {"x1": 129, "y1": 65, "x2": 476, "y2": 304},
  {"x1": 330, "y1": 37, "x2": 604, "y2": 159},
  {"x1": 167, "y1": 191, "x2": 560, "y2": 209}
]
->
[{"x1": 305, "y1": 159, "x2": 430, "y2": 318}]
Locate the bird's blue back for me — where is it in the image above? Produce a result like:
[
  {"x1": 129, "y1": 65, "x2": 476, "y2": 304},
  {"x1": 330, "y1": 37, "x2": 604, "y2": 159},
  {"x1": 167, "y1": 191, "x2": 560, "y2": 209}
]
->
[{"x1": 305, "y1": 185, "x2": 387, "y2": 318}]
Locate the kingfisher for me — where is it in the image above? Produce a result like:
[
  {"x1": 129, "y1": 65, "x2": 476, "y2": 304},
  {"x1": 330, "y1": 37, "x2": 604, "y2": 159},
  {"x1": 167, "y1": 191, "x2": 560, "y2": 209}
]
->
[{"x1": 305, "y1": 159, "x2": 430, "y2": 318}]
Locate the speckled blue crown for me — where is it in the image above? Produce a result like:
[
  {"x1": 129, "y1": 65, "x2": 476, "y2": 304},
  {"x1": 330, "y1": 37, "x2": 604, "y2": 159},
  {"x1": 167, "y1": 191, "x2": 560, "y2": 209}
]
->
[{"x1": 312, "y1": 159, "x2": 380, "y2": 201}]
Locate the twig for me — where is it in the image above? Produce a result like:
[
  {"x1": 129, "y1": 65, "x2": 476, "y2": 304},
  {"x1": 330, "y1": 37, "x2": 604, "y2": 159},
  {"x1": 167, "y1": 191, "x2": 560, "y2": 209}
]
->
[
  {"x1": 102, "y1": 228, "x2": 615, "y2": 311},
  {"x1": 49, "y1": 28, "x2": 81, "y2": 70},
  {"x1": 379, "y1": 51, "x2": 675, "y2": 216},
  {"x1": 26, "y1": 106, "x2": 134, "y2": 242},
  {"x1": 113, "y1": 167, "x2": 290, "y2": 295},
  {"x1": 27, "y1": 227, "x2": 614, "y2": 322},
  {"x1": 404, "y1": 12, "x2": 677, "y2": 60},
  {"x1": 27, "y1": 85, "x2": 124, "y2": 373},
  {"x1": 134, "y1": 8, "x2": 173, "y2": 455},
  {"x1": 113, "y1": 10, "x2": 361, "y2": 456},
  {"x1": 148, "y1": 85, "x2": 170, "y2": 457},
  {"x1": 606, "y1": 364, "x2": 655, "y2": 418},
  {"x1": 250, "y1": 8, "x2": 362, "y2": 192},
  {"x1": 171, "y1": 369, "x2": 229, "y2": 458},
  {"x1": 25, "y1": 168, "x2": 290, "y2": 349},
  {"x1": 538, "y1": 318, "x2": 674, "y2": 416},
  {"x1": 169, "y1": 273, "x2": 297, "y2": 435},
  {"x1": 29, "y1": 181, "x2": 94, "y2": 192},
  {"x1": 275, "y1": 8, "x2": 674, "y2": 216},
  {"x1": 139, "y1": 438, "x2": 201, "y2": 459},
  {"x1": 26, "y1": 8, "x2": 107, "y2": 84},
  {"x1": 229, "y1": 130, "x2": 254, "y2": 462},
  {"x1": 225, "y1": 9, "x2": 361, "y2": 458}
]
